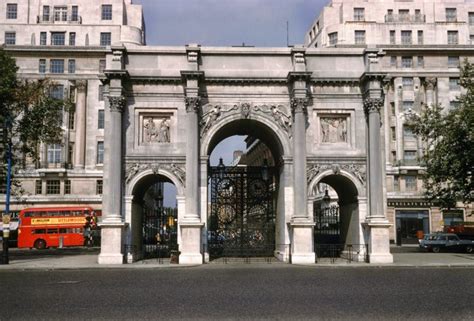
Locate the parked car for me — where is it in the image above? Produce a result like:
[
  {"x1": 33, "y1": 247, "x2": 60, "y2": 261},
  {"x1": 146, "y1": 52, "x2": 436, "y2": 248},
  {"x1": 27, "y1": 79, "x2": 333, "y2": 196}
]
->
[{"x1": 419, "y1": 233, "x2": 474, "y2": 253}]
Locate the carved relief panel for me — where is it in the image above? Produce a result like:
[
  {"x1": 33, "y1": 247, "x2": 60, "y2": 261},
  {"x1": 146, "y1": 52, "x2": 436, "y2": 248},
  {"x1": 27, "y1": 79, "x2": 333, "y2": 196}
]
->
[
  {"x1": 136, "y1": 111, "x2": 175, "y2": 146},
  {"x1": 315, "y1": 111, "x2": 353, "y2": 148}
]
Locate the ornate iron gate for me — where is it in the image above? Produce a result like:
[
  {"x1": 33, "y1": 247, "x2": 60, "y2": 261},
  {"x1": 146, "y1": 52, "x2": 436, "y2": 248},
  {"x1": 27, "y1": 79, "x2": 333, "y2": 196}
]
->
[
  {"x1": 208, "y1": 164, "x2": 276, "y2": 259},
  {"x1": 314, "y1": 205, "x2": 341, "y2": 244},
  {"x1": 142, "y1": 183, "x2": 178, "y2": 259}
]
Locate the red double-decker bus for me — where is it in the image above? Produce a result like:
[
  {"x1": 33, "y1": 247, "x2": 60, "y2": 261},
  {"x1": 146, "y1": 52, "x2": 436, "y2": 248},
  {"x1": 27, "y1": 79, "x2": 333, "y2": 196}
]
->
[{"x1": 18, "y1": 206, "x2": 99, "y2": 249}]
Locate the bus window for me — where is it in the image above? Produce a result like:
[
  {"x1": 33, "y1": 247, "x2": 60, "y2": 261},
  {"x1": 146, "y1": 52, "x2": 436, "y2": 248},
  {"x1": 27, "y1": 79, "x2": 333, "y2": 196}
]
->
[
  {"x1": 47, "y1": 229, "x2": 58, "y2": 234},
  {"x1": 59, "y1": 228, "x2": 68, "y2": 233},
  {"x1": 33, "y1": 229, "x2": 46, "y2": 234}
]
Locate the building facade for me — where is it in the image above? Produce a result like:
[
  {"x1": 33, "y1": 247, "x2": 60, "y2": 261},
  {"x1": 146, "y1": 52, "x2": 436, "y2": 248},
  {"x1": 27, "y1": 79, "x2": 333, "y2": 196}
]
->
[{"x1": 1, "y1": 0, "x2": 472, "y2": 264}]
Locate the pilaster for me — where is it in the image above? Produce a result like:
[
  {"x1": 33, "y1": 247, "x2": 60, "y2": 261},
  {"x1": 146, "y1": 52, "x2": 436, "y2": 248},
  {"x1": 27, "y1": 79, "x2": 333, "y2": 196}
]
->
[{"x1": 74, "y1": 80, "x2": 87, "y2": 169}]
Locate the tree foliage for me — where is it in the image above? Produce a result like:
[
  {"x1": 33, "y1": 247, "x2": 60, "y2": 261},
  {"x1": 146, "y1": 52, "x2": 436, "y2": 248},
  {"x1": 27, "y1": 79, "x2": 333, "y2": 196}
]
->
[
  {"x1": 408, "y1": 61, "x2": 474, "y2": 211},
  {"x1": 1, "y1": 49, "x2": 71, "y2": 194}
]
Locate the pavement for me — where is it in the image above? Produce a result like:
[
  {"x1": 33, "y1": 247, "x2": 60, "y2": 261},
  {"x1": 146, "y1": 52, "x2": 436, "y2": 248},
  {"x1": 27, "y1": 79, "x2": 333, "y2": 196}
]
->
[{"x1": 1, "y1": 245, "x2": 474, "y2": 270}]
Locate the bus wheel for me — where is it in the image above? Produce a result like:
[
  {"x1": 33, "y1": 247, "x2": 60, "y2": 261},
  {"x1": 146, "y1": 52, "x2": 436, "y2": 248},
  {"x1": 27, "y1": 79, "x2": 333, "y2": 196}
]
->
[{"x1": 34, "y1": 239, "x2": 47, "y2": 250}]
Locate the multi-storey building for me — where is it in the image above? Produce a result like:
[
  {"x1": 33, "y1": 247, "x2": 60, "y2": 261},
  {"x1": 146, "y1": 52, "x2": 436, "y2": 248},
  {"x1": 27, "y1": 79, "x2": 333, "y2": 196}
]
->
[
  {"x1": 0, "y1": 0, "x2": 145, "y2": 215},
  {"x1": 305, "y1": 0, "x2": 473, "y2": 244}
]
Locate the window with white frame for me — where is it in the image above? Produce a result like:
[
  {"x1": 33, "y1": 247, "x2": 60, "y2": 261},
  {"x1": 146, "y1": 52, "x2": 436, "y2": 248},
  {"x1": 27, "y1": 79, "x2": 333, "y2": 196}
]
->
[
  {"x1": 354, "y1": 8, "x2": 365, "y2": 21},
  {"x1": 390, "y1": 30, "x2": 395, "y2": 44},
  {"x1": 404, "y1": 151, "x2": 417, "y2": 161},
  {"x1": 448, "y1": 31, "x2": 458, "y2": 45},
  {"x1": 42, "y1": 6, "x2": 50, "y2": 21},
  {"x1": 446, "y1": 8, "x2": 457, "y2": 22},
  {"x1": 401, "y1": 56, "x2": 413, "y2": 68},
  {"x1": 40, "y1": 32, "x2": 47, "y2": 45},
  {"x1": 99, "y1": 59, "x2": 106, "y2": 72},
  {"x1": 47, "y1": 144, "x2": 62, "y2": 164},
  {"x1": 417, "y1": 30, "x2": 423, "y2": 45},
  {"x1": 50, "y1": 85, "x2": 64, "y2": 100},
  {"x1": 417, "y1": 56, "x2": 424, "y2": 68},
  {"x1": 401, "y1": 30, "x2": 412, "y2": 45},
  {"x1": 405, "y1": 175, "x2": 417, "y2": 191},
  {"x1": 35, "y1": 180, "x2": 42, "y2": 195},
  {"x1": 354, "y1": 30, "x2": 366, "y2": 44},
  {"x1": 399, "y1": 9, "x2": 409, "y2": 21},
  {"x1": 450, "y1": 100, "x2": 460, "y2": 109},
  {"x1": 97, "y1": 141, "x2": 104, "y2": 164},
  {"x1": 98, "y1": 85, "x2": 104, "y2": 101},
  {"x1": 469, "y1": 12, "x2": 474, "y2": 25},
  {"x1": 64, "y1": 180, "x2": 71, "y2": 194},
  {"x1": 4, "y1": 32, "x2": 16, "y2": 45},
  {"x1": 98, "y1": 110, "x2": 105, "y2": 129},
  {"x1": 448, "y1": 56, "x2": 459, "y2": 68},
  {"x1": 54, "y1": 6, "x2": 68, "y2": 22},
  {"x1": 403, "y1": 126, "x2": 416, "y2": 140},
  {"x1": 101, "y1": 5, "x2": 112, "y2": 20},
  {"x1": 68, "y1": 59, "x2": 76, "y2": 74},
  {"x1": 6, "y1": 4, "x2": 18, "y2": 19},
  {"x1": 50, "y1": 59, "x2": 64, "y2": 74},
  {"x1": 328, "y1": 32, "x2": 338, "y2": 46},
  {"x1": 96, "y1": 180, "x2": 103, "y2": 195},
  {"x1": 46, "y1": 180, "x2": 61, "y2": 194},
  {"x1": 39, "y1": 59, "x2": 46, "y2": 73},
  {"x1": 390, "y1": 56, "x2": 397, "y2": 67},
  {"x1": 402, "y1": 77, "x2": 413, "y2": 90},
  {"x1": 100, "y1": 32, "x2": 111, "y2": 46},
  {"x1": 449, "y1": 78, "x2": 460, "y2": 91},
  {"x1": 51, "y1": 32, "x2": 65, "y2": 45},
  {"x1": 402, "y1": 101, "x2": 414, "y2": 111},
  {"x1": 71, "y1": 6, "x2": 79, "y2": 22},
  {"x1": 69, "y1": 32, "x2": 76, "y2": 46}
]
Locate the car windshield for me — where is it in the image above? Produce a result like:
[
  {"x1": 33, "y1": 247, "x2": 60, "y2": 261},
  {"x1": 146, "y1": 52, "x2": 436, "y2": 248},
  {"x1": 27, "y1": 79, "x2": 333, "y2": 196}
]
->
[{"x1": 425, "y1": 235, "x2": 438, "y2": 240}]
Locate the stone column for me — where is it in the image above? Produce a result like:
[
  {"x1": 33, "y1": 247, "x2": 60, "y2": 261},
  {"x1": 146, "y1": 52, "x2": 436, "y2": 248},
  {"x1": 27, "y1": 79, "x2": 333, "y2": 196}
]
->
[
  {"x1": 363, "y1": 78, "x2": 393, "y2": 264},
  {"x1": 98, "y1": 94, "x2": 126, "y2": 265},
  {"x1": 287, "y1": 67, "x2": 315, "y2": 264},
  {"x1": 425, "y1": 77, "x2": 436, "y2": 107},
  {"x1": 74, "y1": 80, "x2": 87, "y2": 169}
]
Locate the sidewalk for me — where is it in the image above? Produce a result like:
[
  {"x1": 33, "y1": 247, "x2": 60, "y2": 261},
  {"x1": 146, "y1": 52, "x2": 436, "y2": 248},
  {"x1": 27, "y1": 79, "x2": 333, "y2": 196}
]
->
[{"x1": 1, "y1": 246, "x2": 474, "y2": 270}]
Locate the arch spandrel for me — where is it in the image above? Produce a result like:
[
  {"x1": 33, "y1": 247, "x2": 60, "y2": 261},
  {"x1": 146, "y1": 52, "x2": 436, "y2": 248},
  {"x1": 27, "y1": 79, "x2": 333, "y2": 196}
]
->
[
  {"x1": 200, "y1": 103, "x2": 292, "y2": 158},
  {"x1": 125, "y1": 165, "x2": 185, "y2": 197}
]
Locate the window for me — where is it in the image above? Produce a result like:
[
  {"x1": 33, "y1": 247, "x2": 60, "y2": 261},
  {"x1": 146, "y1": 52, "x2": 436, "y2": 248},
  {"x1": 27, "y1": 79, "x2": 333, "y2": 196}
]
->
[
  {"x1": 51, "y1": 32, "x2": 65, "y2": 46},
  {"x1": 46, "y1": 180, "x2": 61, "y2": 194},
  {"x1": 401, "y1": 30, "x2": 412, "y2": 45},
  {"x1": 64, "y1": 180, "x2": 71, "y2": 194},
  {"x1": 390, "y1": 102, "x2": 396, "y2": 116},
  {"x1": 405, "y1": 175, "x2": 417, "y2": 191},
  {"x1": 417, "y1": 30, "x2": 423, "y2": 45},
  {"x1": 96, "y1": 180, "x2": 103, "y2": 195},
  {"x1": 391, "y1": 151, "x2": 397, "y2": 163},
  {"x1": 393, "y1": 175, "x2": 400, "y2": 191},
  {"x1": 443, "y1": 210, "x2": 464, "y2": 227},
  {"x1": 35, "y1": 180, "x2": 42, "y2": 195},
  {"x1": 69, "y1": 32, "x2": 76, "y2": 46},
  {"x1": 387, "y1": 9, "x2": 393, "y2": 22},
  {"x1": 101, "y1": 5, "x2": 113, "y2": 20},
  {"x1": 450, "y1": 101, "x2": 460, "y2": 109},
  {"x1": 71, "y1": 6, "x2": 79, "y2": 22},
  {"x1": 471, "y1": 34, "x2": 474, "y2": 44},
  {"x1": 4, "y1": 32, "x2": 16, "y2": 45},
  {"x1": 100, "y1": 32, "x2": 111, "y2": 46},
  {"x1": 68, "y1": 111, "x2": 75, "y2": 130},
  {"x1": 391, "y1": 127, "x2": 396, "y2": 141},
  {"x1": 354, "y1": 30, "x2": 366, "y2": 44},
  {"x1": 446, "y1": 8, "x2": 457, "y2": 22},
  {"x1": 448, "y1": 56, "x2": 459, "y2": 68},
  {"x1": 42, "y1": 6, "x2": 50, "y2": 21},
  {"x1": 98, "y1": 110, "x2": 105, "y2": 129},
  {"x1": 402, "y1": 101, "x2": 414, "y2": 111},
  {"x1": 469, "y1": 12, "x2": 474, "y2": 25},
  {"x1": 7, "y1": 4, "x2": 18, "y2": 19},
  {"x1": 354, "y1": 8, "x2": 365, "y2": 21},
  {"x1": 68, "y1": 59, "x2": 76, "y2": 74},
  {"x1": 415, "y1": 9, "x2": 421, "y2": 21},
  {"x1": 97, "y1": 141, "x2": 104, "y2": 164},
  {"x1": 99, "y1": 60, "x2": 106, "y2": 72},
  {"x1": 68, "y1": 143, "x2": 74, "y2": 167},
  {"x1": 390, "y1": 56, "x2": 397, "y2": 67},
  {"x1": 448, "y1": 31, "x2": 458, "y2": 45},
  {"x1": 47, "y1": 144, "x2": 62, "y2": 164},
  {"x1": 402, "y1": 77, "x2": 413, "y2": 90},
  {"x1": 417, "y1": 56, "x2": 424, "y2": 68},
  {"x1": 403, "y1": 126, "x2": 415, "y2": 139},
  {"x1": 39, "y1": 59, "x2": 46, "y2": 73},
  {"x1": 328, "y1": 32, "x2": 338, "y2": 46},
  {"x1": 50, "y1": 59, "x2": 64, "y2": 73},
  {"x1": 40, "y1": 32, "x2": 47, "y2": 45},
  {"x1": 98, "y1": 85, "x2": 104, "y2": 101},
  {"x1": 390, "y1": 30, "x2": 395, "y2": 44},
  {"x1": 401, "y1": 56, "x2": 413, "y2": 68},
  {"x1": 399, "y1": 9, "x2": 409, "y2": 22},
  {"x1": 50, "y1": 85, "x2": 64, "y2": 100},
  {"x1": 449, "y1": 78, "x2": 460, "y2": 91},
  {"x1": 54, "y1": 6, "x2": 68, "y2": 22}
]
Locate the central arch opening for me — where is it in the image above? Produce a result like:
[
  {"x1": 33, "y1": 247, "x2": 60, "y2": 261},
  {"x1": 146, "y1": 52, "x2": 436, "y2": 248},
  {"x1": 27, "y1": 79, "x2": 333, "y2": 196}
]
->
[{"x1": 206, "y1": 119, "x2": 284, "y2": 261}]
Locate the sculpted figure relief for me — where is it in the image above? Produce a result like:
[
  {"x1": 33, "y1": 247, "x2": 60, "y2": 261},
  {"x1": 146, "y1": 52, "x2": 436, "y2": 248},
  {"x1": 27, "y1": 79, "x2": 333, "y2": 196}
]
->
[
  {"x1": 144, "y1": 117, "x2": 171, "y2": 143},
  {"x1": 320, "y1": 117, "x2": 347, "y2": 143}
]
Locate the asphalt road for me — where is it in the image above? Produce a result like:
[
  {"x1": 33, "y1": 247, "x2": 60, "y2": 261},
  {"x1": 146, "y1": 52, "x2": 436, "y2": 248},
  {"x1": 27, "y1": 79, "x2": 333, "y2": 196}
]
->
[{"x1": 1, "y1": 266, "x2": 473, "y2": 320}]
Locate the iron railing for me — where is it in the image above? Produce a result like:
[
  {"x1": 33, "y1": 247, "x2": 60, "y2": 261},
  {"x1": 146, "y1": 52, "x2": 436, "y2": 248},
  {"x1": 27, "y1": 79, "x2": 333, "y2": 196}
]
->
[
  {"x1": 315, "y1": 244, "x2": 369, "y2": 264},
  {"x1": 205, "y1": 243, "x2": 275, "y2": 264}
]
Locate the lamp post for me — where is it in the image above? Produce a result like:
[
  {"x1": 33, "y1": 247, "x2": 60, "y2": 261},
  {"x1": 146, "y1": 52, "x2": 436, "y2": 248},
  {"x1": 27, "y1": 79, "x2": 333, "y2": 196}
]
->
[
  {"x1": 261, "y1": 159, "x2": 269, "y2": 182},
  {"x1": 2, "y1": 116, "x2": 12, "y2": 265},
  {"x1": 322, "y1": 188, "x2": 331, "y2": 210},
  {"x1": 217, "y1": 158, "x2": 225, "y2": 180}
]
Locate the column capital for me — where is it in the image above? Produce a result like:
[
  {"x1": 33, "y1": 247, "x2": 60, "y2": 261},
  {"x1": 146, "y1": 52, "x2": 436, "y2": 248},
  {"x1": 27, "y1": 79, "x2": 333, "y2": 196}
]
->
[
  {"x1": 290, "y1": 97, "x2": 308, "y2": 114},
  {"x1": 76, "y1": 80, "x2": 87, "y2": 93},
  {"x1": 185, "y1": 96, "x2": 201, "y2": 113},
  {"x1": 107, "y1": 95, "x2": 126, "y2": 113},
  {"x1": 363, "y1": 98, "x2": 384, "y2": 115}
]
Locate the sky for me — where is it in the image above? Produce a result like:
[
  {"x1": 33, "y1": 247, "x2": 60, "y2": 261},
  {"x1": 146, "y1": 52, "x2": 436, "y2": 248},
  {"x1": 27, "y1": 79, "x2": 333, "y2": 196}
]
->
[{"x1": 134, "y1": 0, "x2": 327, "y2": 47}]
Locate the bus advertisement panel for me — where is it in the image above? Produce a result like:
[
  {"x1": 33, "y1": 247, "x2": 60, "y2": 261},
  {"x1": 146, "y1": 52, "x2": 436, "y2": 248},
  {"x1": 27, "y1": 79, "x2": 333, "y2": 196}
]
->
[{"x1": 18, "y1": 207, "x2": 99, "y2": 249}]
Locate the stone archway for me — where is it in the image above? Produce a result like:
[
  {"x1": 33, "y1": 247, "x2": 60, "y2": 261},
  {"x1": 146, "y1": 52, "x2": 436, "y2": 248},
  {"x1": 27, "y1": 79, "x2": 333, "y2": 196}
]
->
[
  {"x1": 123, "y1": 166, "x2": 185, "y2": 262},
  {"x1": 200, "y1": 107, "x2": 293, "y2": 262}
]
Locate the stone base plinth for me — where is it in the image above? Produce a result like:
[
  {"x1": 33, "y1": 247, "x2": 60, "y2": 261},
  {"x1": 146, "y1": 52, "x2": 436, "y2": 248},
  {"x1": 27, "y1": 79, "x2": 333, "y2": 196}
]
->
[
  {"x1": 289, "y1": 220, "x2": 315, "y2": 264},
  {"x1": 180, "y1": 221, "x2": 204, "y2": 265},
  {"x1": 365, "y1": 219, "x2": 393, "y2": 264},
  {"x1": 98, "y1": 221, "x2": 126, "y2": 265}
]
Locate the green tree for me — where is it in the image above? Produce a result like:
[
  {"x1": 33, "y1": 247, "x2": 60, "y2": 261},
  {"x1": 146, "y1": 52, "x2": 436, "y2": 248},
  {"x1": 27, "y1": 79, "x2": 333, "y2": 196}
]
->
[
  {"x1": 408, "y1": 61, "x2": 474, "y2": 212},
  {"x1": 1, "y1": 49, "x2": 71, "y2": 196}
]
